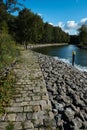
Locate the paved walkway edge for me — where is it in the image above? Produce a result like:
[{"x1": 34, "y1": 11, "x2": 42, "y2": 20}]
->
[{"x1": 0, "y1": 49, "x2": 56, "y2": 130}]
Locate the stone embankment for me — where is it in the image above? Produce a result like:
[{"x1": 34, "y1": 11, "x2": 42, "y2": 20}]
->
[
  {"x1": 0, "y1": 50, "x2": 56, "y2": 130},
  {"x1": 28, "y1": 43, "x2": 68, "y2": 49},
  {"x1": 36, "y1": 52, "x2": 87, "y2": 130}
]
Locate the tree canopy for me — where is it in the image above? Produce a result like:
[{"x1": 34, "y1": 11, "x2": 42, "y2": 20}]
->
[
  {"x1": 6, "y1": 8, "x2": 70, "y2": 44},
  {"x1": 0, "y1": 0, "x2": 23, "y2": 12},
  {"x1": 78, "y1": 25, "x2": 87, "y2": 45},
  {"x1": 1, "y1": 0, "x2": 87, "y2": 48},
  {"x1": 0, "y1": 0, "x2": 70, "y2": 45}
]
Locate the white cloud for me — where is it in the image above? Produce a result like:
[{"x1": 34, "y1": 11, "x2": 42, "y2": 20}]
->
[
  {"x1": 57, "y1": 21, "x2": 78, "y2": 35},
  {"x1": 64, "y1": 29, "x2": 77, "y2": 35},
  {"x1": 47, "y1": 18, "x2": 87, "y2": 35},
  {"x1": 80, "y1": 18, "x2": 87, "y2": 25},
  {"x1": 49, "y1": 22, "x2": 54, "y2": 25},
  {"x1": 38, "y1": 13, "x2": 42, "y2": 16},
  {"x1": 65, "y1": 21, "x2": 78, "y2": 29},
  {"x1": 58, "y1": 22, "x2": 64, "y2": 28},
  {"x1": 58, "y1": 18, "x2": 87, "y2": 35}
]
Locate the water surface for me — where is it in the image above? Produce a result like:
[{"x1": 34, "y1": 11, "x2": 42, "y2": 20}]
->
[{"x1": 33, "y1": 45, "x2": 87, "y2": 71}]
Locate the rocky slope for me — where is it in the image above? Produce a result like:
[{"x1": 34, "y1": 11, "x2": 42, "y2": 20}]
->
[{"x1": 36, "y1": 52, "x2": 87, "y2": 130}]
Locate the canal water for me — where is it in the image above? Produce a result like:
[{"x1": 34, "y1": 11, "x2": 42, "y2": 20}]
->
[{"x1": 33, "y1": 44, "x2": 87, "y2": 72}]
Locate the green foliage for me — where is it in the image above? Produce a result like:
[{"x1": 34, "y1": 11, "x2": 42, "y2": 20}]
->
[
  {"x1": 21, "y1": 122, "x2": 26, "y2": 130},
  {"x1": 16, "y1": 8, "x2": 70, "y2": 44},
  {"x1": 0, "y1": 1, "x2": 70, "y2": 45},
  {"x1": 42, "y1": 23, "x2": 53, "y2": 43},
  {"x1": 78, "y1": 25, "x2": 87, "y2": 45},
  {"x1": 0, "y1": 71, "x2": 15, "y2": 115},
  {"x1": 6, "y1": 122, "x2": 14, "y2": 130},
  {"x1": 17, "y1": 8, "x2": 44, "y2": 44},
  {"x1": 17, "y1": 8, "x2": 34, "y2": 44},
  {"x1": 1, "y1": 0, "x2": 23, "y2": 13},
  {"x1": 0, "y1": 33, "x2": 19, "y2": 69},
  {"x1": 31, "y1": 14, "x2": 44, "y2": 43},
  {"x1": 70, "y1": 35, "x2": 79, "y2": 44},
  {"x1": 0, "y1": 2, "x2": 8, "y2": 22}
]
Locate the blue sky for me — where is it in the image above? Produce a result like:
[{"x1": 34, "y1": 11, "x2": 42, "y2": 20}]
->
[{"x1": 20, "y1": 0, "x2": 87, "y2": 35}]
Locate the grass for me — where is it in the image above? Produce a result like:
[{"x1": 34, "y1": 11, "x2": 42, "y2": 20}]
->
[
  {"x1": 6, "y1": 122, "x2": 14, "y2": 130},
  {"x1": 21, "y1": 122, "x2": 26, "y2": 130},
  {"x1": 0, "y1": 33, "x2": 20, "y2": 70},
  {"x1": 0, "y1": 32, "x2": 19, "y2": 115},
  {"x1": 0, "y1": 70, "x2": 15, "y2": 115}
]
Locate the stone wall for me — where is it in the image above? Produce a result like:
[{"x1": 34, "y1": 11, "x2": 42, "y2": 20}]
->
[{"x1": 36, "y1": 52, "x2": 87, "y2": 130}]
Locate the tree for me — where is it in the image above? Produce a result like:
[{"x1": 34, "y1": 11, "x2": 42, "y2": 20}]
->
[
  {"x1": 0, "y1": 0, "x2": 23, "y2": 12},
  {"x1": 52, "y1": 26, "x2": 70, "y2": 43},
  {"x1": 31, "y1": 14, "x2": 44, "y2": 43},
  {"x1": 0, "y1": 2, "x2": 8, "y2": 26},
  {"x1": 17, "y1": 8, "x2": 44, "y2": 45},
  {"x1": 53, "y1": 27, "x2": 62, "y2": 43},
  {"x1": 7, "y1": 15, "x2": 17, "y2": 40},
  {"x1": 78, "y1": 25, "x2": 87, "y2": 45},
  {"x1": 17, "y1": 8, "x2": 34, "y2": 48},
  {"x1": 0, "y1": 0, "x2": 24, "y2": 34},
  {"x1": 70, "y1": 35, "x2": 79, "y2": 45},
  {"x1": 61, "y1": 32, "x2": 70, "y2": 43},
  {"x1": 42, "y1": 23, "x2": 53, "y2": 43},
  {"x1": 0, "y1": 0, "x2": 70, "y2": 46}
]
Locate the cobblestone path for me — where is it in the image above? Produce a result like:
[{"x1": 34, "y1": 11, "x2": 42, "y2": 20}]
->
[{"x1": 0, "y1": 50, "x2": 55, "y2": 130}]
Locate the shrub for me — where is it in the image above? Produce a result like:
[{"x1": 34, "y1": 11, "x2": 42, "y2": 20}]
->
[
  {"x1": 0, "y1": 32, "x2": 19, "y2": 70},
  {"x1": 0, "y1": 32, "x2": 19, "y2": 115},
  {"x1": 0, "y1": 71, "x2": 15, "y2": 115}
]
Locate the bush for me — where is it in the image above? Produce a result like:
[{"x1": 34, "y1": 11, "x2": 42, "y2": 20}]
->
[
  {"x1": 0, "y1": 33, "x2": 19, "y2": 70},
  {"x1": 0, "y1": 70, "x2": 15, "y2": 115},
  {"x1": 0, "y1": 32, "x2": 19, "y2": 115}
]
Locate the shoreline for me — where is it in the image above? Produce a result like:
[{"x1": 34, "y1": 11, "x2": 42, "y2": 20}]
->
[
  {"x1": 35, "y1": 51, "x2": 87, "y2": 130},
  {"x1": 28, "y1": 43, "x2": 68, "y2": 49},
  {"x1": 30, "y1": 43, "x2": 87, "y2": 73},
  {"x1": 77, "y1": 44, "x2": 87, "y2": 49}
]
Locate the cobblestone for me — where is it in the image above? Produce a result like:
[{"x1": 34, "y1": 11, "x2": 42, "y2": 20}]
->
[
  {"x1": 6, "y1": 113, "x2": 16, "y2": 121},
  {"x1": 0, "y1": 49, "x2": 55, "y2": 130}
]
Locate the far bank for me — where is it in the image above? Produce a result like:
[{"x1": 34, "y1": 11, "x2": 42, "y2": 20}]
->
[{"x1": 27, "y1": 43, "x2": 68, "y2": 49}]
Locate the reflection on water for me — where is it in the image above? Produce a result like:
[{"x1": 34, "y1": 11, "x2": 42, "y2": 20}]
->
[{"x1": 33, "y1": 44, "x2": 87, "y2": 67}]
